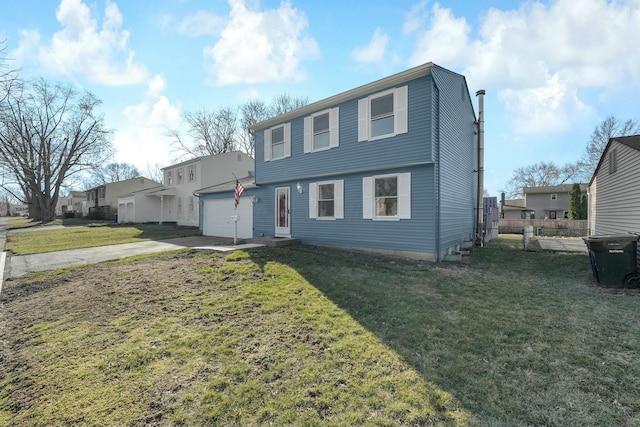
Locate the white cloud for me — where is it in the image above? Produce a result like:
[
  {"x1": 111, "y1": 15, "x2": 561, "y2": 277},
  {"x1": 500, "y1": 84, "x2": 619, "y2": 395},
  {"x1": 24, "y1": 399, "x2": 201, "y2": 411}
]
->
[
  {"x1": 407, "y1": 0, "x2": 640, "y2": 134},
  {"x1": 178, "y1": 11, "x2": 224, "y2": 37},
  {"x1": 409, "y1": 3, "x2": 471, "y2": 67},
  {"x1": 20, "y1": 0, "x2": 148, "y2": 85},
  {"x1": 403, "y1": 0, "x2": 429, "y2": 34},
  {"x1": 113, "y1": 75, "x2": 182, "y2": 170},
  {"x1": 204, "y1": 0, "x2": 319, "y2": 85},
  {"x1": 352, "y1": 28, "x2": 389, "y2": 64}
]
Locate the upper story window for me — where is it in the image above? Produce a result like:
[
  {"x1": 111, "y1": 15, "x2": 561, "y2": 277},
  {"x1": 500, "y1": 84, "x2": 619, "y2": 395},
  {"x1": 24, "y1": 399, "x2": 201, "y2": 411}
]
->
[
  {"x1": 99, "y1": 187, "x2": 106, "y2": 199},
  {"x1": 264, "y1": 123, "x2": 291, "y2": 161},
  {"x1": 362, "y1": 172, "x2": 411, "y2": 220},
  {"x1": 188, "y1": 165, "x2": 196, "y2": 182},
  {"x1": 177, "y1": 168, "x2": 184, "y2": 184},
  {"x1": 167, "y1": 171, "x2": 174, "y2": 186},
  {"x1": 309, "y1": 180, "x2": 344, "y2": 220},
  {"x1": 304, "y1": 108, "x2": 339, "y2": 153},
  {"x1": 358, "y1": 86, "x2": 408, "y2": 142},
  {"x1": 550, "y1": 194, "x2": 557, "y2": 200}
]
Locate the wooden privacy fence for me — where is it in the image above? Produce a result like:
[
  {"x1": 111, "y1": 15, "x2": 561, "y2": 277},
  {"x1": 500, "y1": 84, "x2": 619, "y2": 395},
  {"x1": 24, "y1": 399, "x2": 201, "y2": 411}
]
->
[{"x1": 499, "y1": 219, "x2": 588, "y2": 237}]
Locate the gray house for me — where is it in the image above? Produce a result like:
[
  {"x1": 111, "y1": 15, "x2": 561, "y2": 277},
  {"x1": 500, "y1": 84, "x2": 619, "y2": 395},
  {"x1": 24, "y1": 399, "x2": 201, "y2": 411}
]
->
[
  {"x1": 198, "y1": 63, "x2": 482, "y2": 261},
  {"x1": 588, "y1": 134, "x2": 640, "y2": 235},
  {"x1": 521, "y1": 184, "x2": 587, "y2": 220}
]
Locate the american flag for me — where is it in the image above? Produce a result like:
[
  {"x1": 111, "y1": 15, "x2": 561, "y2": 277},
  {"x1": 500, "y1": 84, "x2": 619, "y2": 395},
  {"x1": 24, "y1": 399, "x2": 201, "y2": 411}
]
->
[{"x1": 234, "y1": 180, "x2": 245, "y2": 209}]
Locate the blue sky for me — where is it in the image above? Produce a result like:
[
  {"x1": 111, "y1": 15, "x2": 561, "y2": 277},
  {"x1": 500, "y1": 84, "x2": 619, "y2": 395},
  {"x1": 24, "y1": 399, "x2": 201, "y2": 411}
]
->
[{"x1": 1, "y1": 0, "x2": 639, "y2": 196}]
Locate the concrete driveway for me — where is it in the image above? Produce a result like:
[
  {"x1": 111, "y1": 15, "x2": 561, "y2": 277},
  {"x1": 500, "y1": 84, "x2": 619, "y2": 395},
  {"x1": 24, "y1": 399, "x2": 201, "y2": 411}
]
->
[{"x1": 4, "y1": 236, "x2": 264, "y2": 279}]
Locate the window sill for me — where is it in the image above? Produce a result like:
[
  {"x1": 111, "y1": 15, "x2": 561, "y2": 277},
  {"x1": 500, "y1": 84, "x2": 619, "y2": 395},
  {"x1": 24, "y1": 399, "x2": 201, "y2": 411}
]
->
[
  {"x1": 372, "y1": 217, "x2": 401, "y2": 221},
  {"x1": 315, "y1": 217, "x2": 336, "y2": 221},
  {"x1": 366, "y1": 132, "x2": 397, "y2": 142}
]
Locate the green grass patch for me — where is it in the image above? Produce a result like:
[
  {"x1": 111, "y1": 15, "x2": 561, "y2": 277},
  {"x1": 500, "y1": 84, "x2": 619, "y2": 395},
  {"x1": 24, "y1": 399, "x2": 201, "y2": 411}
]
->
[
  {"x1": 1, "y1": 237, "x2": 640, "y2": 426},
  {"x1": 5, "y1": 223, "x2": 201, "y2": 255}
]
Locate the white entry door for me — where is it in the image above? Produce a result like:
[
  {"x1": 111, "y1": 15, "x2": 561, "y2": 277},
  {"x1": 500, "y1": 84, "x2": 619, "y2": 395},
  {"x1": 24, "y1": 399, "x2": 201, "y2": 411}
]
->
[{"x1": 275, "y1": 187, "x2": 290, "y2": 237}]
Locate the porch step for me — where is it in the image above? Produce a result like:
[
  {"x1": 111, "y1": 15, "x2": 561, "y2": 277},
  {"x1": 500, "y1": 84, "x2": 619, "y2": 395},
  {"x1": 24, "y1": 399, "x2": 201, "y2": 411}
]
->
[{"x1": 251, "y1": 237, "x2": 300, "y2": 248}]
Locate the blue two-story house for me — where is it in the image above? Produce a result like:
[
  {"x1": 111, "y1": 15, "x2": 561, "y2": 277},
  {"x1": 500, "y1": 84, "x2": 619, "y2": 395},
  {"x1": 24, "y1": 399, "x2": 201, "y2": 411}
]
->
[{"x1": 198, "y1": 62, "x2": 481, "y2": 261}]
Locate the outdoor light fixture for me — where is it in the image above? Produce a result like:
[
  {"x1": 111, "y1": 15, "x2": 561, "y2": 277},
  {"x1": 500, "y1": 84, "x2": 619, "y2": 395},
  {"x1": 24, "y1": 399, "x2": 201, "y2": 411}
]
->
[{"x1": 296, "y1": 182, "x2": 304, "y2": 194}]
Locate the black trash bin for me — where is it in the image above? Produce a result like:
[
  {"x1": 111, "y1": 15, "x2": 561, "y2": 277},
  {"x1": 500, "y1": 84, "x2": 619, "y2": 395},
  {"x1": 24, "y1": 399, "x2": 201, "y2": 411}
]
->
[{"x1": 583, "y1": 234, "x2": 640, "y2": 288}]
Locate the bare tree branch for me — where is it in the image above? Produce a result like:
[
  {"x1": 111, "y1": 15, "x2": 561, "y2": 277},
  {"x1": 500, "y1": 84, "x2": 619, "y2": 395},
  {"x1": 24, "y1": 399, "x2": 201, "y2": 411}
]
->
[{"x1": 0, "y1": 77, "x2": 113, "y2": 222}]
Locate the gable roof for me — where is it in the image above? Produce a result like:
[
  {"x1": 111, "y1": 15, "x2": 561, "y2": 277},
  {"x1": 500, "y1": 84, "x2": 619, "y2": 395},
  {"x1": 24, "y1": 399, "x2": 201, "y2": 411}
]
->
[
  {"x1": 85, "y1": 177, "x2": 159, "y2": 192},
  {"x1": 589, "y1": 134, "x2": 640, "y2": 185},
  {"x1": 194, "y1": 175, "x2": 257, "y2": 196},
  {"x1": 161, "y1": 151, "x2": 253, "y2": 171},
  {"x1": 523, "y1": 183, "x2": 588, "y2": 194},
  {"x1": 250, "y1": 62, "x2": 437, "y2": 132}
]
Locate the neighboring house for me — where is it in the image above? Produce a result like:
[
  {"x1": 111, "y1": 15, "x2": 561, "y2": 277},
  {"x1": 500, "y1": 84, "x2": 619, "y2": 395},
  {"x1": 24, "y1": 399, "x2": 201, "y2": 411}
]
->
[
  {"x1": 117, "y1": 152, "x2": 254, "y2": 226},
  {"x1": 588, "y1": 134, "x2": 640, "y2": 235},
  {"x1": 12, "y1": 204, "x2": 29, "y2": 217},
  {"x1": 84, "y1": 177, "x2": 161, "y2": 219},
  {"x1": 521, "y1": 184, "x2": 587, "y2": 220},
  {"x1": 500, "y1": 198, "x2": 534, "y2": 219},
  {"x1": 117, "y1": 185, "x2": 174, "y2": 224},
  {"x1": 55, "y1": 191, "x2": 86, "y2": 216},
  {"x1": 198, "y1": 62, "x2": 481, "y2": 261}
]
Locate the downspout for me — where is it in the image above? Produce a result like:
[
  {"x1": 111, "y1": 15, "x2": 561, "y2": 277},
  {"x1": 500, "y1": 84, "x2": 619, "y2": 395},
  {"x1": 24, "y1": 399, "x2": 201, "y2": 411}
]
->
[
  {"x1": 433, "y1": 81, "x2": 441, "y2": 262},
  {"x1": 475, "y1": 90, "x2": 486, "y2": 247}
]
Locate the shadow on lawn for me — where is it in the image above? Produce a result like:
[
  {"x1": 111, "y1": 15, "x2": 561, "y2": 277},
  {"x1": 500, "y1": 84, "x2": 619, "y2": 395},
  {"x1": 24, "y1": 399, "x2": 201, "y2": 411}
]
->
[{"x1": 246, "y1": 239, "x2": 629, "y2": 426}]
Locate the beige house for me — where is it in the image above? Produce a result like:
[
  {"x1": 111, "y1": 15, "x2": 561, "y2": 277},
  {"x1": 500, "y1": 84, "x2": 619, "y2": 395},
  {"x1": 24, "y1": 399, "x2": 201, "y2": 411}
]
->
[
  {"x1": 588, "y1": 134, "x2": 640, "y2": 235},
  {"x1": 504, "y1": 184, "x2": 587, "y2": 220},
  {"x1": 55, "y1": 191, "x2": 86, "y2": 216},
  {"x1": 84, "y1": 177, "x2": 161, "y2": 220},
  {"x1": 117, "y1": 151, "x2": 254, "y2": 226}
]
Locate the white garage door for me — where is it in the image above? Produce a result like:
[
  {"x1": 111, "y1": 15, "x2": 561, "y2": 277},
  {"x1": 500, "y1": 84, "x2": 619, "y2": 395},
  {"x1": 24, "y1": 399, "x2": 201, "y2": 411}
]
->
[{"x1": 203, "y1": 198, "x2": 253, "y2": 239}]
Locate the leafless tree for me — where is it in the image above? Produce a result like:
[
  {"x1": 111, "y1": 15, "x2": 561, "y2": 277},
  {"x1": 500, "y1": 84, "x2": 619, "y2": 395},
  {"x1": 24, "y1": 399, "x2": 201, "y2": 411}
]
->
[
  {"x1": 168, "y1": 106, "x2": 238, "y2": 160},
  {"x1": 238, "y1": 99, "x2": 270, "y2": 158},
  {"x1": 145, "y1": 162, "x2": 164, "y2": 184},
  {"x1": 270, "y1": 93, "x2": 309, "y2": 116},
  {"x1": 577, "y1": 115, "x2": 640, "y2": 181},
  {"x1": 504, "y1": 161, "x2": 578, "y2": 198},
  {"x1": 91, "y1": 162, "x2": 140, "y2": 186},
  {"x1": 170, "y1": 93, "x2": 310, "y2": 160},
  {"x1": 0, "y1": 78, "x2": 113, "y2": 222}
]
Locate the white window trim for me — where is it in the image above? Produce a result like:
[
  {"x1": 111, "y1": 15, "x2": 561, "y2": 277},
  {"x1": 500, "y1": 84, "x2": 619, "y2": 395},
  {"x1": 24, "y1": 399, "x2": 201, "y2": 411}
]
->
[
  {"x1": 358, "y1": 86, "x2": 408, "y2": 142},
  {"x1": 304, "y1": 108, "x2": 339, "y2": 153},
  {"x1": 263, "y1": 123, "x2": 291, "y2": 161},
  {"x1": 309, "y1": 180, "x2": 344, "y2": 220},
  {"x1": 550, "y1": 193, "x2": 557, "y2": 200},
  {"x1": 362, "y1": 172, "x2": 411, "y2": 220}
]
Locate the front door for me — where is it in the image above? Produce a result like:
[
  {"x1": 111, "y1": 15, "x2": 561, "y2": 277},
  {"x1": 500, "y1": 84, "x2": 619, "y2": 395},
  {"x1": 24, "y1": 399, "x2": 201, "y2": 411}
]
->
[{"x1": 275, "y1": 187, "x2": 290, "y2": 237}]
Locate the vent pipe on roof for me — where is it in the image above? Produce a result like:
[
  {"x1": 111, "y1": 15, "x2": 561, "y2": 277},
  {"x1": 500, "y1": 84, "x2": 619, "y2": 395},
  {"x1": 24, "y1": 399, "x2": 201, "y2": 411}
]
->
[{"x1": 476, "y1": 89, "x2": 486, "y2": 247}]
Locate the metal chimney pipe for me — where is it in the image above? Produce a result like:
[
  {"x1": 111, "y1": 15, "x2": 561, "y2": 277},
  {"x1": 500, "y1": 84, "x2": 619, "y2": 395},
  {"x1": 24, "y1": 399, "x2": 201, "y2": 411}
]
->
[{"x1": 476, "y1": 89, "x2": 485, "y2": 246}]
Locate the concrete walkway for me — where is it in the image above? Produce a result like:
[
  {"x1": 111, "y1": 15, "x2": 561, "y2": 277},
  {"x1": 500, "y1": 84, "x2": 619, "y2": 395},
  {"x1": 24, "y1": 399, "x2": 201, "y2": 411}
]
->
[
  {"x1": 0, "y1": 224, "x2": 264, "y2": 282},
  {"x1": 536, "y1": 237, "x2": 587, "y2": 253}
]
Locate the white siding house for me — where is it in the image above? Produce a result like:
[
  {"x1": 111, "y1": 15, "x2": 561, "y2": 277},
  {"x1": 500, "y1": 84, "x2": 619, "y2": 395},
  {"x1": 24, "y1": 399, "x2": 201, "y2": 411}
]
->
[
  {"x1": 118, "y1": 152, "x2": 254, "y2": 226},
  {"x1": 588, "y1": 134, "x2": 640, "y2": 235}
]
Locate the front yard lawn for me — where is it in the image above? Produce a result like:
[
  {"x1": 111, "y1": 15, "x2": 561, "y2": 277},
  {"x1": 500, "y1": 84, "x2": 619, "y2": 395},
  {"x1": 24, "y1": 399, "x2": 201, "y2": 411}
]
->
[
  {"x1": 5, "y1": 223, "x2": 202, "y2": 255},
  {"x1": 1, "y1": 236, "x2": 639, "y2": 426}
]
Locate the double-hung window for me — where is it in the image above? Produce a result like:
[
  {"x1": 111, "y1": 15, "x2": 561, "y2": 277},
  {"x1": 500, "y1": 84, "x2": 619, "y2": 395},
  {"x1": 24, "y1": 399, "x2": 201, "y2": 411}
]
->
[
  {"x1": 309, "y1": 180, "x2": 344, "y2": 219},
  {"x1": 264, "y1": 123, "x2": 291, "y2": 161},
  {"x1": 363, "y1": 173, "x2": 411, "y2": 220},
  {"x1": 188, "y1": 165, "x2": 196, "y2": 182},
  {"x1": 358, "y1": 86, "x2": 408, "y2": 142},
  {"x1": 304, "y1": 108, "x2": 339, "y2": 153}
]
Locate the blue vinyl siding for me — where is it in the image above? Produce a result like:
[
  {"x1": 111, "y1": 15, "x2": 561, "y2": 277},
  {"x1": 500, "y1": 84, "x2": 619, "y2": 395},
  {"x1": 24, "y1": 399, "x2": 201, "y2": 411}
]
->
[
  {"x1": 255, "y1": 76, "x2": 434, "y2": 184},
  {"x1": 253, "y1": 166, "x2": 436, "y2": 254},
  {"x1": 242, "y1": 63, "x2": 478, "y2": 259},
  {"x1": 431, "y1": 66, "x2": 478, "y2": 250}
]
